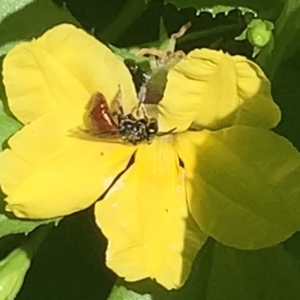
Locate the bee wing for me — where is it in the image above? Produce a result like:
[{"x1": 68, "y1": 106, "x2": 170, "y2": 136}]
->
[
  {"x1": 110, "y1": 87, "x2": 125, "y2": 119},
  {"x1": 88, "y1": 92, "x2": 119, "y2": 134},
  {"x1": 69, "y1": 126, "x2": 125, "y2": 144}
]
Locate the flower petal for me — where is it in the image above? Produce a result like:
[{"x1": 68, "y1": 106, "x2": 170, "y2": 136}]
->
[
  {"x1": 3, "y1": 24, "x2": 137, "y2": 124},
  {"x1": 158, "y1": 49, "x2": 280, "y2": 132},
  {"x1": 0, "y1": 110, "x2": 136, "y2": 219},
  {"x1": 95, "y1": 137, "x2": 207, "y2": 289},
  {"x1": 175, "y1": 126, "x2": 300, "y2": 249}
]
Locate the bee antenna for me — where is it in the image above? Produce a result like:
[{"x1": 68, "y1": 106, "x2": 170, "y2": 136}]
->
[{"x1": 138, "y1": 85, "x2": 147, "y2": 104}]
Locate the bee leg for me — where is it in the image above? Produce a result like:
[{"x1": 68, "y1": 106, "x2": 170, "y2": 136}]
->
[
  {"x1": 140, "y1": 104, "x2": 148, "y2": 120},
  {"x1": 134, "y1": 100, "x2": 149, "y2": 122},
  {"x1": 156, "y1": 127, "x2": 177, "y2": 137},
  {"x1": 138, "y1": 85, "x2": 147, "y2": 103}
]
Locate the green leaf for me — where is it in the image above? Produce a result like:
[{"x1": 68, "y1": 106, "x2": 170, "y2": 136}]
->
[
  {"x1": 195, "y1": 5, "x2": 257, "y2": 18},
  {"x1": 0, "y1": 100, "x2": 21, "y2": 151},
  {"x1": 272, "y1": 47, "x2": 300, "y2": 150},
  {"x1": 108, "y1": 286, "x2": 152, "y2": 300},
  {"x1": 99, "y1": 0, "x2": 148, "y2": 43},
  {"x1": 163, "y1": 0, "x2": 279, "y2": 16},
  {"x1": 257, "y1": 0, "x2": 300, "y2": 78},
  {"x1": 0, "y1": 225, "x2": 51, "y2": 300},
  {"x1": 0, "y1": 197, "x2": 59, "y2": 238},
  {"x1": 0, "y1": 0, "x2": 79, "y2": 57}
]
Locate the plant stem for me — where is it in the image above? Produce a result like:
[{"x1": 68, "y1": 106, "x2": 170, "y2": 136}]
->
[
  {"x1": 100, "y1": 0, "x2": 149, "y2": 43},
  {"x1": 23, "y1": 224, "x2": 53, "y2": 257},
  {"x1": 178, "y1": 24, "x2": 241, "y2": 45}
]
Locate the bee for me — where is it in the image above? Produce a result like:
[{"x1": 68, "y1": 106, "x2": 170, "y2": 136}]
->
[{"x1": 86, "y1": 90, "x2": 159, "y2": 145}]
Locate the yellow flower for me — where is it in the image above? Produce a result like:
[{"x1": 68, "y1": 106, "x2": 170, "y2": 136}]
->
[{"x1": 1, "y1": 24, "x2": 300, "y2": 290}]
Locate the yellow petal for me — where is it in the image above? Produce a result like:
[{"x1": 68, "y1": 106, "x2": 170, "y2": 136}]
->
[
  {"x1": 158, "y1": 49, "x2": 280, "y2": 132},
  {"x1": 175, "y1": 127, "x2": 300, "y2": 249},
  {"x1": 0, "y1": 110, "x2": 136, "y2": 219},
  {"x1": 95, "y1": 137, "x2": 207, "y2": 289},
  {"x1": 3, "y1": 24, "x2": 137, "y2": 124}
]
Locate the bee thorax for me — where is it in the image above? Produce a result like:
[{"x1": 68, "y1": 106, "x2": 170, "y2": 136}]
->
[{"x1": 119, "y1": 116, "x2": 158, "y2": 144}]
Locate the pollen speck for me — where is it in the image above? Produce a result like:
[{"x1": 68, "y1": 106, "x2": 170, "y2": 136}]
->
[
  {"x1": 169, "y1": 243, "x2": 178, "y2": 251},
  {"x1": 120, "y1": 220, "x2": 128, "y2": 227},
  {"x1": 176, "y1": 185, "x2": 184, "y2": 193},
  {"x1": 103, "y1": 176, "x2": 114, "y2": 189},
  {"x1": 112, "y1": 202, "x2": 118, "y2": 208},
  {"x1": 104, "y1": 179, "x2": 125, "y2": 196}
]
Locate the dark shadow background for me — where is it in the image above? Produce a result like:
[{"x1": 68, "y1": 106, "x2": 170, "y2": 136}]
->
[{"x1": 17, "y1": 209, "x2": 115, "y2": 300}]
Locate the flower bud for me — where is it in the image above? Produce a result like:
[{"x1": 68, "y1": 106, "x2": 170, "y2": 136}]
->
[
  {"x1": 247, "y1": 19, "x2": 274, "y2": 48},
  {"x1": 0, "y1": 225, "x2": 51, "y2": 300},
  {"x1": 0, "y1": 247, "x2": 31, "y2": 300}
]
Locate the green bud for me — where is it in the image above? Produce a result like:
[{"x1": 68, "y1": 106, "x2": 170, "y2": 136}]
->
[
  {"x1": 108, "y1": 285, "x2": 152, "y2": 300},
  {"x1": 0, "y1": 247, "x2": 31, "y2": 300},
  {"x1": 247, "y1": 19, "x2": 274, "y2": 48},
  {"x1": 0, "y1": 225, "x2": 51, "y2": 300}
]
